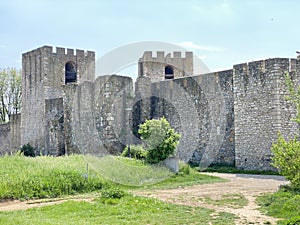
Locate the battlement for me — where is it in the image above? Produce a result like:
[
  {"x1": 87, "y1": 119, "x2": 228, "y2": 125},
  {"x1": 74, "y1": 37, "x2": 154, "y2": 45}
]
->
[
  {"x1": 22, "y1": 45, "x2": 95, "y2": 58},
  {"x1": 233, "y1": 58, "x2": 298, "y2": 76},
  {"x1": 140, "y1": 51, "x2": 193, "y2": 62},
  {"x1": 138, "y1": 51, "x2": 193, "y2": 81}
]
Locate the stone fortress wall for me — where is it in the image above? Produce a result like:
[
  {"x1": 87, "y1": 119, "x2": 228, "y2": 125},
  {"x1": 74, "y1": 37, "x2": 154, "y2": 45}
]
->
[
  {"x1": 0, "y1": 45, "x2": 299, "y2": 171},
  {"x1": 21, "y1": 46, "x2": 95, "y2": 155}
]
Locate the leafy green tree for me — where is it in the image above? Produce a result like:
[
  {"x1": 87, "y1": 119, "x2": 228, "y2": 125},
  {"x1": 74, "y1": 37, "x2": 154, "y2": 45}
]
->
[
  {"x1": 138, "y1": 117, "x2": 180, "y2": 164},
  {"x1": 271, "y1": 72, "x2": 300, "y2": 188},
  {"x1": 0, "y1": 68, "x2": 21, "y2": 123},
  {"x1": 271, "y1": 133, "x2": 300, "y2": 188}
]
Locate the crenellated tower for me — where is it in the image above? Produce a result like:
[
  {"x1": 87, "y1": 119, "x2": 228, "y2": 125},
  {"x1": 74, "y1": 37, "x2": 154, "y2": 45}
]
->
[
  {"x1": 21, "y1": 46, "x2": 95, "y2": 155},
  {"x1": 138, "y1": 51, "x2": 193, "y2": 82}
]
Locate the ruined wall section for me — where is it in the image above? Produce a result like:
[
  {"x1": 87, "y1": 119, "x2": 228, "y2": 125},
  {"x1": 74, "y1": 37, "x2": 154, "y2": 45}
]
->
[
  {"x1": 0, "y1": 114, "x2": 21, "y2": 154},
  {"x1": 93, "y1": 75, "x2": 133, "y2": 155},
  {"x1": 64, "y1": 75, "x2": 134, "y2": 155},
  {"x1": 45, "y1": 98, "x2": 64, "y2": 156},
  {"x1": 66, "y1": 81, "x2": 99, "y2": 155},
  {"x1": 138, "y1": 51, "x2": 193, "y2": 82},
  {"x1": 0, "y1": 123, "x2": 10, "y2": 153},
  {"x1": 233, "y1": 58, "x2": 299, "y2": 170},
  {"x1": 63, "y1": 84, "x2": 79, "y2": 154}
]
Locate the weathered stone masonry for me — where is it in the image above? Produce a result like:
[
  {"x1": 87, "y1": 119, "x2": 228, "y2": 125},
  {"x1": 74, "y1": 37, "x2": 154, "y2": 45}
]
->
[
  {"x1": 0, "y1": 45, "x2": 299, "y2": 171},
  {"x1": 233, "y1": 58, "x2": 300, "y2": 170}
]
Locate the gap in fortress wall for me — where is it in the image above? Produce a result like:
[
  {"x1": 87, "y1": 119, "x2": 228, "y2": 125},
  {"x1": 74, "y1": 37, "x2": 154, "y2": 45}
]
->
[{"x1": 0, "y1": 45, "x2": 299, "y2": 171}]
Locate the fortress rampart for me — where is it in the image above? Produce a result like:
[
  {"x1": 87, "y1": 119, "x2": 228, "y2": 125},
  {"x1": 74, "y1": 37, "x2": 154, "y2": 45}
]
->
[{"x1": 0, "y1": 46, "x2": 298, "y2": 171}]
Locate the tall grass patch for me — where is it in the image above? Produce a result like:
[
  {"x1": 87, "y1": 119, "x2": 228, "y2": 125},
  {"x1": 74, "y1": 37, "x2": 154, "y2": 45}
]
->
[
  {"x1": 257, "y1": 186, "x2": 300, "y2": 224},
  {"x1": 0, "y1": 155, "x2": 105, "y2": 200}
]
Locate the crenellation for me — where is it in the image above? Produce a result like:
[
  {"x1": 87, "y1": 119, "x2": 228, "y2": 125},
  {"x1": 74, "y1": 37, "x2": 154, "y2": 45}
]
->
[
  {"x1": 143, "y1": 51, "x2": 153, "y2": 60},
  {"x1": 87, "y1": 50, "x2": 95, "y2": 59},
  {"x1": 157, "y1": 51, "x2": 164, "y2": 60},
  {"x1": 67, "y1": 48, "x2": 74, "y2": 55},
  {"x1": 56, "y1": 47, "x2": 65, "y2": 55},
  {"x1": 76, "y1": 49, "x2": 84, "y2": 57},
  {"x1": 173, "y1": 51, "x2": 181, "y2": 58}
]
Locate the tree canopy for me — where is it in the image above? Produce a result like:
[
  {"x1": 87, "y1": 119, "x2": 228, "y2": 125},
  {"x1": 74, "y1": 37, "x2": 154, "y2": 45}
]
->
[{"x1": 0, "y1": 68, "x2": 22, "y2": 123}]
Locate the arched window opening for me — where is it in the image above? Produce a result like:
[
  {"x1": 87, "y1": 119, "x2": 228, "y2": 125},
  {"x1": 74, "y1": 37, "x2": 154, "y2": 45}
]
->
[
  {"x1": 65, "y1": 61, "x2": 77, "y2": 83},
  {"x1": 165, "y1": 65, "x2": 174, "y2": 79}
]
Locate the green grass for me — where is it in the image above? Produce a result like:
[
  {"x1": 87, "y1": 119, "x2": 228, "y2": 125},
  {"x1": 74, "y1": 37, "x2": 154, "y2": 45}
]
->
[
  {"x1": 201, "y1": 164, "x2": 279, "y2": 175},
  {"x1": 257, "y1": 185, "x2": 300, "y2": 225},
  {"x1": 0, "y1": 195, "x2": 236, "y2": 225},
  {"x1": 0, "y1": 154, "x2": 105, "y2": 200},
  {"x1": 86, "y1": 155, "x2": 173, "y2": 186},
  {"x1": 134, "y1": 169, "x2": 226, "y2": 190},
  {"x1": 0, "y1": 155, "x2": 225, "y2": 200},
  {"x1": 0, "y1": 155, "x2": 234, "y2": 224},
  {"x1": 87, "y1": 156, "x2": 226, "y2": 189}
]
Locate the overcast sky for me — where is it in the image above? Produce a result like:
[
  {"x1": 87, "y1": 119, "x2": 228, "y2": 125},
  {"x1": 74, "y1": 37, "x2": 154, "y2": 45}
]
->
[{"x1": 0, "y1": 0, "x2": 299, "y2": 75}]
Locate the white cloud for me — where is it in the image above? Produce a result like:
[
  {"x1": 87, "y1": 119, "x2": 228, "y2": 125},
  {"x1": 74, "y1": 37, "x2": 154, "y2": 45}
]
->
[
  {"x1": 179, "y1": 41, "x2": 224, "y2": 52},
  {"x1": 0, "y1": 44, "x2": 7, "y2": 48}
]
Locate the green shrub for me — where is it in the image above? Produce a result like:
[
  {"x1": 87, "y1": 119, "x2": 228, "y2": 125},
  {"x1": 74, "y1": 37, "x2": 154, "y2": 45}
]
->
[
  {"x1": 20, "y1": 143, "x2": 35, "y2": 157},
  {"x1": 138, "y1": 117, "x2": 180, "y2": 164},
  {"x1": 121, "y1": 145, "x2": 147, "y2": 160},
  {"x1": 101, "y1": 187, "x2": 127, "y2": 199},
  {"x1": 271, "y1": 133, "x2": 300, "y2": 188},
  {"x1": 179, "y1": 161, "x2": 190, "y2": 175}
]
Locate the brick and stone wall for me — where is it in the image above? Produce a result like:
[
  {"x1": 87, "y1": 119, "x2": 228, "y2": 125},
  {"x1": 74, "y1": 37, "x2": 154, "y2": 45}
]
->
[
  {"x1": 134, "y1": 70, "x2": 235, "y2": 166},
  {"x1": 0, "y1": 114, "x2": 21, "y2": 154},
  {"x1": 233, "y1": 58, "x2": 299, "y2": 170}
]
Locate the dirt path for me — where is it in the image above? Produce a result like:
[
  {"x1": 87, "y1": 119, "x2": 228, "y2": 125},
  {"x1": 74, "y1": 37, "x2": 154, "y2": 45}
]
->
[
  {"x1": 136, "y1": 173, "x2": 289, "y2": 225},
  {"x1": 0, "y1": 196, "x2": 94, "y2": 211},
  {"x1": 0, "y1": 173, "x2": 288, "y2": 224}
]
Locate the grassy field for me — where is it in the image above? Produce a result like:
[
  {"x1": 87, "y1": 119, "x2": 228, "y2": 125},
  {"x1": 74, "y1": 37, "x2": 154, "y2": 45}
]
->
[
  {"x1": 257, "y1": 185, "x2": 300, "y2": 225},
  {"x1": 0, "y1": 154, "x2": 225, "y2": 200},
  {"x1": 0, "y1": 195, "x2": 236, "y2": 225},
  {"x1": 0, "y1": 154, "x2": 234, "y2": 224},
  {"x1": 0, "y1": 154, "x2": 105, "y2": 200}
]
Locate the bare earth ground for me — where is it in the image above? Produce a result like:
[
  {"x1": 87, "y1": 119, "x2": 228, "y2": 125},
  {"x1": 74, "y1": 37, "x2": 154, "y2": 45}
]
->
[
  {"x1": 0, "y1": 173, "x2": 288, "y2": 225},
  {"x1": 136, "y1": 173, "x2": 289, "y2": 225}
]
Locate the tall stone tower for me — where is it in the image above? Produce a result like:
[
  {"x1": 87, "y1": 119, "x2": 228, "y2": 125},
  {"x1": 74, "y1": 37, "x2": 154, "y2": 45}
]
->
[
  {"x1": 138, "y1": 51, "x2": 193, "y2": 82},
  {"x1": 21, "y1": 46, "x2": 95, "y2": 155}
]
